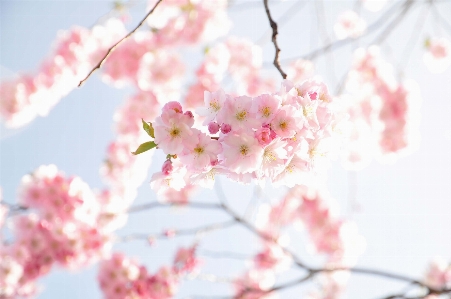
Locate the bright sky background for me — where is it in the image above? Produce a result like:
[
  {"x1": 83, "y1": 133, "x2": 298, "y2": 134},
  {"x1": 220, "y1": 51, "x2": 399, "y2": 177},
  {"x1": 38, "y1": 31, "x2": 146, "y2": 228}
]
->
[{"x1": 1, "y1": 0, "x2": 451, "y2": 298}]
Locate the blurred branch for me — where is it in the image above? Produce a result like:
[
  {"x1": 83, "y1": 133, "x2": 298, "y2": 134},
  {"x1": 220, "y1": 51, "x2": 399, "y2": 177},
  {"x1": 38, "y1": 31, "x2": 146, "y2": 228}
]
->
[
  {"x1": 371, "y1": 0, "x2": 415, "y2": 44},
  {"x1": 117, "y1": 219, "x2": 237, "y2": 242},
  {"x1": 198, "y1": 249, "x2": 252, "y2": 261},
  {"x1": 127, "y1": 201, "x2": 221, "y2": 213},
  {"x1": 78, "y1": 0, "x2": 164, "y2": 87},
  {"x1": 277, "y1": 0, "x2": 415, "y2": 64},
  {"x1": 431, "y1": 2, "x2": 451, "y2": 37},
  {"x1": 263, "y1": 0, "x2": 287, "y2": 79}
]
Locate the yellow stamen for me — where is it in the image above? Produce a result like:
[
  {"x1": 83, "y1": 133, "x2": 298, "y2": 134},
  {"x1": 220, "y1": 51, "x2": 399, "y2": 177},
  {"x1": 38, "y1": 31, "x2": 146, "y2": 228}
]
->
[
  {"x1": 279, "y1": 121, "x2": 287, "y2": 130},
  {"x1": 263, "y1": 149, "x2": 276, "y2": 163},
  {"x1": 236, "y1": 110, "x2": 247, "y2": 121},
  {"x1": 261, "y1": 106, "x2": 271, "y2": 118},
  {"x1": 194, "y1": 147, "x2": 204, "y2": 155},
  {"x1": 210, "y1": 100, "x2": 221, "y2": 112},
  {"x1": 240, "y1": 145, "x2": 249, "y2": 156}
]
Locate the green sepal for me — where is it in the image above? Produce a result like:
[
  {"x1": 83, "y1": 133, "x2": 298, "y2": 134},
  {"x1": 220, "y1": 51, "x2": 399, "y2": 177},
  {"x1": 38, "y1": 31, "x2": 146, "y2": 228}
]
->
[
  {"x1": 131, "y1": 141, "x2": 157, "y2": 155},
  {"x1": 142, "y1": 119, "x2": 155, "y2": 138}
]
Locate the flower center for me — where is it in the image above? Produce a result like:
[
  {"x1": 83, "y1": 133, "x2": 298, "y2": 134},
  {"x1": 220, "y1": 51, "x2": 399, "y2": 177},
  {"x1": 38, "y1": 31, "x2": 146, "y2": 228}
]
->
[
  {"x1": 261, "y1": 106, "x2": 271, "y2": 118},
  {"x1": 279, "y1": 121, "x2": 288, "y2": 130},
  {"x1": 263, "y1": 149, "x2": 276, "y2": 163},
  {"x1": 240, "y1": 145, "x2": 249, "y2": 156},
  {"x1": 170, "y1": 127, "x2": 181, "y2": 138},
  {"x1": 236, "y1": 110, "x2": 247, "y2": 121},
  {"x1": 194, "y1": 146, "x2": 204, "y2": 155},
  {"x1": 303, "y1": 105, "x2": 314, "y2": 118},
  {"x1": 210, "y1": 100, "x2": 221, "y2": 112}
]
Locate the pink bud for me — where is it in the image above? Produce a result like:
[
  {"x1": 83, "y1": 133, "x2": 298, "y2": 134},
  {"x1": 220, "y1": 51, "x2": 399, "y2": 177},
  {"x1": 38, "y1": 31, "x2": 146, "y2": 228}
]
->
[
  {"x1": 162, "y1": 160, "x2": 173, "y2": 175},
  {"x1": 270, "y1": 129, "x2": 277, "y2": 140},
  {"x1": 208, "y1": 122, "x2": 220, "y2": 134},
  {"x1": 184, "y1": 110, "x2": 194, "y2": 119},
  {"x1": 255, "y1": 126, "x2": 274, "y2": 146},
  {"x1": 308, "y1": 91, "x2": 318, "y2": 100},
  {"x1": 164, "y1": 229, "x2": 176, "y2": 238},
  {"x1": 220, "y1": 123, "x2": 232, "y2": 134}
]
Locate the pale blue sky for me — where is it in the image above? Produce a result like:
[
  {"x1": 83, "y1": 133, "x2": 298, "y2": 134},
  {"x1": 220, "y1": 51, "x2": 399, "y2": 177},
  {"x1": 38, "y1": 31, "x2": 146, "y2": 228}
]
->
[{"x1": 1, "y1": 1, "x2": 451, "y2": 298}]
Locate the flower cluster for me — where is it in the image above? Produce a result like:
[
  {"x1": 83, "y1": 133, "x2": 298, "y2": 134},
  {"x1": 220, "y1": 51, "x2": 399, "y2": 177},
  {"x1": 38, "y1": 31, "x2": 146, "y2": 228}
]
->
[
  {"x1": 341, "y1": 47, "x2": 421, "y2": 170},
  {"x1": 145, "y1": 79, "x2": 346, "y2": 194},
  {"x1": 0, "y1": 165, "x2": 113, "y2": 298},
  {"x1": 255, "y1": 185, "x2": 365, "y2": 299},
  {"x1": 0, "y1": 19, "x2": 125, "y2": 128},
  {"x1": 98, "y1": 246, "x2": 199, "y2": 299},
  {"x1": 147, "y1": 0, "x2": 230, "y2": 45}
]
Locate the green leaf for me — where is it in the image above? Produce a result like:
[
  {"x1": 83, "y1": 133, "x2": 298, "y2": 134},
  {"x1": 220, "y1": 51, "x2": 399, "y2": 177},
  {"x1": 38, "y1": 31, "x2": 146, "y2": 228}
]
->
[
  {"x1": 142, "y1": 119, "x2": 155, "y2": 138},
  {"x1": 131, "y1": 141, "x2": 157, "y2": 155}
]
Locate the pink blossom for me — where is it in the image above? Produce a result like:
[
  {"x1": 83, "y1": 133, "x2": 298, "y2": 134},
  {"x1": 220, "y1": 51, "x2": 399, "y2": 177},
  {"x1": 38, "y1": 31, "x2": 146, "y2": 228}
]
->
[
  {"x1": 217, "y1": 95, "x2": 260, "y2": 131},
  {"x1": 159, "y1": 184, "x2": 197, "y2": 205},
  {"x1": 150, "y1": 164, "x2": 187, "y2": 193},
  {"x1": 258, "y1": 138, "x2": 289, "y2": 180},
  {"x1": 270, "y1": 106, "x2": 301, "y2": 138},
  {"x1": 179, "y1": 129, "x2": 222, "y2": 171},
  {"x1": 221, "y1": 130, "x2": 264, "y2": 174},
  {"x1": 424, "y1": 37, "x2": 451, "y2": 73},
  {"x1": 254, "y1": 244, "x2": 291, "y2": 272},
  {"x1": 424, "y1": 258, "x2": 451, "y2": 289},
  {"x1": 154, "y1": 102, "x2": 196, "y2": 154},
  {"x1": 334, "y1": 10, "x2": 366, "y2": 40},
  {"x1": 173, "y1": 245, "x2": 200, "y2": 274},
  {"x1": 197, "y1": 89, "x2": 227, "y2": 124},
  {"x1": 287, "y1": 59, "x2": 314, "y2": 83},
  {"x1": 252, "y1": 94, "x2": 281, "y2": 125},
  {"x1": 254, "y1": 126, "x2": 275, "y2": 146}
]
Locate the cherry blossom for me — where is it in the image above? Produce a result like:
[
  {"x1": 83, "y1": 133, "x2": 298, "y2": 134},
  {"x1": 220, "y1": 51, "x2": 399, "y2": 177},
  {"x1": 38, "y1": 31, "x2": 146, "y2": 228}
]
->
[
  {"x1": 334, "y1": 11, "x2": 367, "y2": 40},
  {"x1": 424, "y1": 37, "x2": 451, "y2": 73}
]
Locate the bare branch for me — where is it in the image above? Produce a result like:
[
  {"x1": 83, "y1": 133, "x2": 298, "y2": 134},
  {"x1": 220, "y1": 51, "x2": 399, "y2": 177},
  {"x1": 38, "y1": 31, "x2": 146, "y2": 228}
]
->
[
  {"x1": 263, "y1": 0, "x2": 287, "y2": 79},
  {"x1": 126, "y1": 201, "x2": 222, "y2": 214},
  {"x1": 78, "y1": 0, "x2": 164, "y2": 87},
  {"x1": 117, "y1": 219, "x2": 237, "y2": 242},
  {"x1": 278, "y1": 0, "x2": 415, "y2": 64},
  {"x1": 371, "y1": 0, "x2": 415, "y2": 44}
]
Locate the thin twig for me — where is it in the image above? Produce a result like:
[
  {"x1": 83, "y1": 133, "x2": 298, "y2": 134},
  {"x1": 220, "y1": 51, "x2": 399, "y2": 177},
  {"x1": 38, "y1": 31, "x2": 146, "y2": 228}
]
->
[
  {"x1": 277, "y1": 0, "x2": 411, "y2": 64},
  {"x1": 371, "y1": 0, "x2": 415, "y2": 45},
  {"x1": 126, "y1": 201, "x2": 221, "y2": 214},
  {"x1": 78, "y1": 0, "x2": 164, "y2": 87},
  {"x1": 199, "y1": 249, "x2": 252, "y2": 261},
  {"x1": 117, "y1": 219, "x2": 237, "y2": 242},
  {"x1": 263, "y1": 0, "x2": 287, "y2": 79}
]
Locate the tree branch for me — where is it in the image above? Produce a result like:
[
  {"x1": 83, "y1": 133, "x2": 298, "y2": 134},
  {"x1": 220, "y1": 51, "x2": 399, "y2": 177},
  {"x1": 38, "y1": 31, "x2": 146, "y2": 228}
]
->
[
  {"x1": 263, "y1": 0, "x2": 287, "y2": 79},
  {"x1": 126, "y1": 201, "x2": 222, "y2": 214},
  {"x1": 78, "y1": 0, "x2": 164, "y2": 87},
  {"x1": 117, "y1": 219, "x2": 237, "y2": 242},
  {"x1": 278, "y1": 0, "x2": 415, "y2": 64}
]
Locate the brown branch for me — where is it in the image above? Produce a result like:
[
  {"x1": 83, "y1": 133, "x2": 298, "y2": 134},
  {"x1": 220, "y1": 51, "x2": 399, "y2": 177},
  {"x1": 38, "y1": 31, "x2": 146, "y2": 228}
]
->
[
  {"x1": 78, "y1": 0, "x2": 164, "y2": 87},
  {"x1": 263, "y1": 0, "x2": 287, "y2": 79}
]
